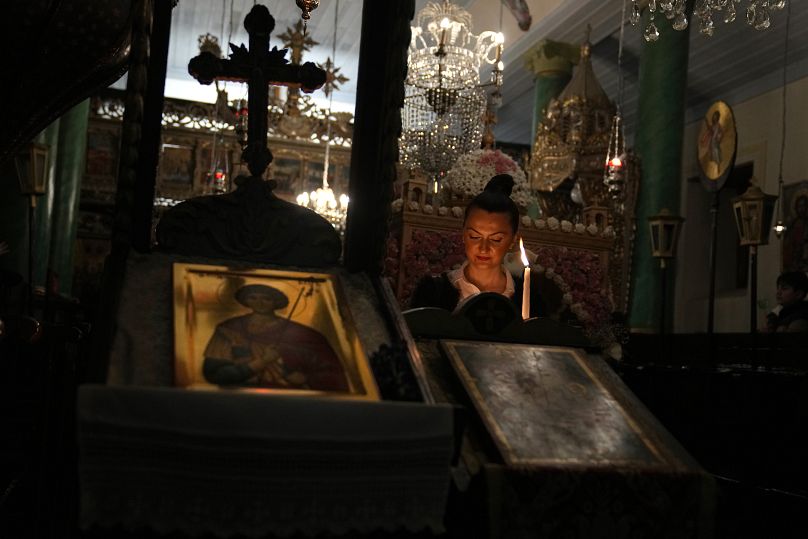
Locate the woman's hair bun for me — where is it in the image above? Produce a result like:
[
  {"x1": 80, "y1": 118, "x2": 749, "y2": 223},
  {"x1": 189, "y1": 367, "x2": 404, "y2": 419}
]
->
[{"x1": 484, "y1": 174, "x2": 514, "y2": 197}]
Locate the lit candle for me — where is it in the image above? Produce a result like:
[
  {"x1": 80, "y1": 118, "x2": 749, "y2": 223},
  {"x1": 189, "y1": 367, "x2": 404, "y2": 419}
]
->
[
  {"x1": 494, "y1": 32, "x2": 504, "y2": 63},
  {"x1": 439, "y1": 17, "x2": 450, "y2": 47},
  {"x1": 519, "y1": 238, "x2": 530, "y2": 320}
]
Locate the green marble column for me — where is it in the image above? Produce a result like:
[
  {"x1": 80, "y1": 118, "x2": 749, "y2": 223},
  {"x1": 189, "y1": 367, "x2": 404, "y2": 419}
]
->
[
  {"x1": 629, "y1": 13, "x2": 691, "y2": 331},
  {"x1": 49, "y1": 100, "x2": 90, "y2": 296},
  {"x1": 523, "y1": 39, "x2": 578, "y2": 143}
]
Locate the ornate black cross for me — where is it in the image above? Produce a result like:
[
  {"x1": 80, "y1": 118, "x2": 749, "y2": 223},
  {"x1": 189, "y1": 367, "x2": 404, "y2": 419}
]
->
[{"x1": 188, "y1": 4, "x2": 326, "y2": 178}]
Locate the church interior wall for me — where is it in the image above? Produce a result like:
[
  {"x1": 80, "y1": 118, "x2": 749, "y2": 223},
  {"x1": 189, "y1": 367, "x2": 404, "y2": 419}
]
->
[{"x1": 673, "y1": 74, "x2": 808, "y2": 333}]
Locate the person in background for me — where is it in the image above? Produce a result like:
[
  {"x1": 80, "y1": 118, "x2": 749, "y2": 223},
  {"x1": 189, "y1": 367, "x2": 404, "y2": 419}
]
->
[{"x1": 765, "y1": 271, "x2": 808, "y2": 333}]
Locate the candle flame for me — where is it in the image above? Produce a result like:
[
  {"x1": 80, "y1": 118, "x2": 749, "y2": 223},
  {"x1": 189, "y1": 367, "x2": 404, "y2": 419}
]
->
[{"x1": 519, "y1": 238, "x2": 529, "y2": 267}]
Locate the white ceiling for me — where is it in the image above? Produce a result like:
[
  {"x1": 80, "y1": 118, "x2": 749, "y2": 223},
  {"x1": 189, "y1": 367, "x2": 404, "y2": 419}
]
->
[
  {"x1": 147, "y1": 0, "x2": 808, "y2": 146},
  {"x1": 491, "y1": 0, "x2": 808, "y2": 146}
]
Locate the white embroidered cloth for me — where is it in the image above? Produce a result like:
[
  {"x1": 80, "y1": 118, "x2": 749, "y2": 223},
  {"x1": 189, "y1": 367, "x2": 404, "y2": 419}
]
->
[{"x1": 78, "y1": 385, "x2": 454, "y2": 537}]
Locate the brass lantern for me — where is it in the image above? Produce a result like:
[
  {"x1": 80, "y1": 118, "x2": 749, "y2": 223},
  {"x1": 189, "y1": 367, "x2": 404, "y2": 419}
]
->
[
  {"x1": 648, "y1": 208, "x2": 684, "y2": 335},
  {"x1": 15, "y1": 142, "x2": 49, "y2": 199},
  {"x1": 731, "y1": 183, "x2": 777, "y2": 246},
  {"x1": 648, "y1": 209, "x2": 684, "y2": 261}
]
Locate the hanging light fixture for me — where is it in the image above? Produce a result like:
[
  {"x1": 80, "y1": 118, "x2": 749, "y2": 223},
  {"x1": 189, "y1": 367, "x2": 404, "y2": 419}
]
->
[
  {"x1": 604, "y1": 0, "x2": 629, "y2": 199},
  {"x1": 773, "y1": 2, "x2": 791, "y2": 239},
  {"x1": 193, "y1": 31, "x2": 233, "y2": 195},
  {"x1": 631, "y1": 0, "x2": 787, "y2": 42},
  {"x1": 296, "y1": 0, "x2": 349, "y2": 235},
  {"x1": 399, "y1": 0, "x2": 504, "y2": 183},
  {"x1": 296, "y1": 0, "x2": 319, "y2": 28}
]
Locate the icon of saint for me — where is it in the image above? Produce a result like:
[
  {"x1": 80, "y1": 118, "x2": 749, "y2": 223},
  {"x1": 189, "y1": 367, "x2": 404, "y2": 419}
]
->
[
  {"x1": 202, "y1": 284, "x2": 349, "y2": 392},
  {"x1": 700, "y1": 110, "x2": 724, "y2": 167}
]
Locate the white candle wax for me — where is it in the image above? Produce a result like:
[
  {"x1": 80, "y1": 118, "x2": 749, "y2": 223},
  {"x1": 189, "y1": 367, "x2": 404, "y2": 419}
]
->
[{"x1": 522, "y1": 266, "x2": 530, "y2": 320}]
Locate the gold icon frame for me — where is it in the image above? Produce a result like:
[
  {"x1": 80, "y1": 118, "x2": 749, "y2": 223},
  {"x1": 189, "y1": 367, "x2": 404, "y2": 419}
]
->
[{"x1": 172, "y1": 262, "x2": 379, "y2": 400}]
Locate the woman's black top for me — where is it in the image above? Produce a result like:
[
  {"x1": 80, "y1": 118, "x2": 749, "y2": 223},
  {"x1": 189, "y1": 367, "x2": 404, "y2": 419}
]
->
[{"x1": 410, "y1": 271, "x2": 554, "y2": 319}]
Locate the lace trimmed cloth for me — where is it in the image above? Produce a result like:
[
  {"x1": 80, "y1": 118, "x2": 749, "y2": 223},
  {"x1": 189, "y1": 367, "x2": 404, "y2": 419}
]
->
[{"x1": 78, "y1": 385, "x2": 455, "y2": 537}]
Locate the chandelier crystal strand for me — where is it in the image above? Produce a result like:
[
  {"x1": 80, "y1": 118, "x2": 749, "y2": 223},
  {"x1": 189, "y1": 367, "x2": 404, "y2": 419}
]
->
[
  {"x1": 640, "y1": 0, "x2": 785, "y2": 39},
  {"x1": 630, "y1": 1, "x2": 641, "y2": 25},
  {"x1": 773, "y1": 1, "x2": 791, "y2": 238},
  {"x1": 644, "y1": 0, "x2": 660, "y2": 42}
]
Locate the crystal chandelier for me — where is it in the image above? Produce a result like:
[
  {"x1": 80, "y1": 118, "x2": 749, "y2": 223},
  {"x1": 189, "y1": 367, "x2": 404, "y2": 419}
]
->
[
  {"x1": 295, "y1": 0, "x2": 349, "y2": 234},
  {"x1": 632, "y1": 0, "x2": 788, "y2": 42},
  {"x1": 399, "y1": 0, "x2": 504, "y2": 181}
]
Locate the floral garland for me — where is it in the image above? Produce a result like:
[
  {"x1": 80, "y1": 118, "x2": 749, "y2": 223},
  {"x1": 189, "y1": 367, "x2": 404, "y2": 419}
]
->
[
  {"x1": 443, "y1": 149, "x2": 533, "y2": 208},
  {"x1": 532, "y1": 245, "x2": 613, "y2": 340}
]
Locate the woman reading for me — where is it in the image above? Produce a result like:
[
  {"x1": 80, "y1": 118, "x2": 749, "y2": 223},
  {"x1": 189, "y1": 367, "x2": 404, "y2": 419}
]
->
[{"x1": 410, "y1": 174, "x2": 560, "y2": 317}]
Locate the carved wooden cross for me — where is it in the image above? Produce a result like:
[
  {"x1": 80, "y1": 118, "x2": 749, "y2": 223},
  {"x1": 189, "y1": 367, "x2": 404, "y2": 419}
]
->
[{"x1": 188, "y1": 4, "x2": 326, "y2": 178}]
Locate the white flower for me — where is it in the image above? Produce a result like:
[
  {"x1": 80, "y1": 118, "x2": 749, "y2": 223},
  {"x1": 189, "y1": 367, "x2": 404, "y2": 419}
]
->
[
  {"x1": 521, "y1": 215, "x2": 532, "y2": 227},
  {"x1": 443, "y1": 149, "x2": 532, "y2": 208},
  {"x1": 561, "y1": 220, "x2": 573, "y2": 232},
  {"x1": 547, "y1": 217, "x2": 559, "y2": 230},
  {"x1": 438, "y1": 206, "x2": 449, "y2": 216},
  {"x1": 391, "y1": 199, "x2": 403, "y2": 212},
  {"x1": 408, "y1": 200, "x2": 420, "y2": 211},
  {"x1": 451, "y1": 206, "x2": 464, "y2": 218},
  {"x1": 574, "y1": 223, "x2": 586, "y2": 234},
  {"x1": 535, "y1": 219, "x2": 546, "y2": 229},
  {"x1": 423, "y1": 204, "x2": 433, "y2": 214},
  {"x1": 586, "y1": 224, "x2": 598, "y2": 235},
  {"x1": 603, "y1": 225, "x2": 615, "y2": 238}
]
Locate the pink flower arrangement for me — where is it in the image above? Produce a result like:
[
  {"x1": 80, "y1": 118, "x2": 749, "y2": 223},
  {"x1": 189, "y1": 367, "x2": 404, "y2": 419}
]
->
[
  {"x1": 443, "y1": 149, "x2": 532, "y2": 208},
  {"x1": 477, "y1": 150, "x2": 520, "y2": 174}
]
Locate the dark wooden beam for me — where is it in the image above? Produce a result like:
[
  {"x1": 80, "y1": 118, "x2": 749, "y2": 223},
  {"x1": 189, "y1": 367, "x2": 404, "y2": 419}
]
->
[
  {"x1": 132, "y1": 0, "x2": 174, "y2": 252},
  {"x1": 344, "y1": 0, "x2": 414, "y2": 274}
]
